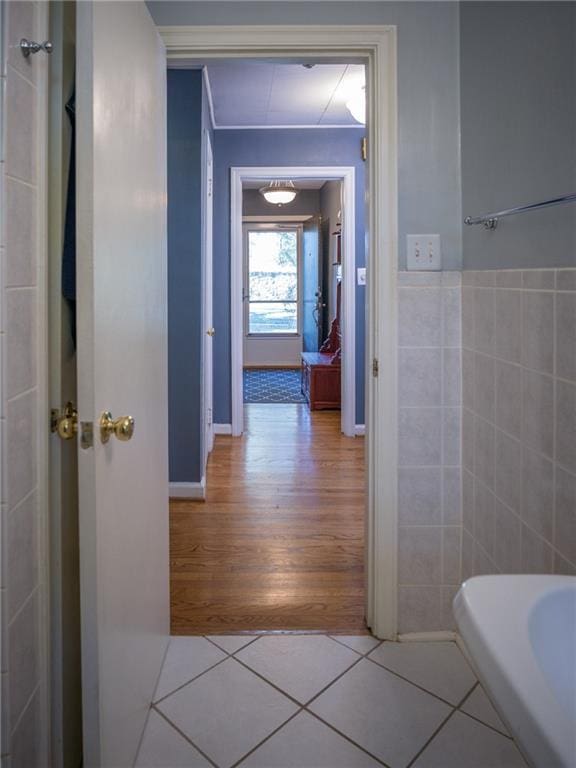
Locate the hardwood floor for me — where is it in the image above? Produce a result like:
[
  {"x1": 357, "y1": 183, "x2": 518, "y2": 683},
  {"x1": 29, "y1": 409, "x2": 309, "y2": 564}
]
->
[{"x1": 170, "y1": 404, "x2": 366, "y2": 634}]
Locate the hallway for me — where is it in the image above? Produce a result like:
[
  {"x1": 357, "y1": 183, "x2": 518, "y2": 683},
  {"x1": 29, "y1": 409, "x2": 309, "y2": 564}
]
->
[{"x1": 170, "y1": 404, "x2": 365, "y2": 634}]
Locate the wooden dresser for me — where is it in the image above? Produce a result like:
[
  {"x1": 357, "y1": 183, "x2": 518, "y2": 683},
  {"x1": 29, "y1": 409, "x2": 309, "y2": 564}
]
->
[{"x1": 301, "y1": 352, "x2": 341, "y2": 410}]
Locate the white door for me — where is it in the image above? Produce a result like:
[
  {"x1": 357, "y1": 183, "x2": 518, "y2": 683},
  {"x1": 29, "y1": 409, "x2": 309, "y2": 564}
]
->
[
  {"x1": 75, "y1": 3, "x2": 169, "y2": 766},
  {"x1": 203, "y1": 130, "x2": 215, "y2": 466}
]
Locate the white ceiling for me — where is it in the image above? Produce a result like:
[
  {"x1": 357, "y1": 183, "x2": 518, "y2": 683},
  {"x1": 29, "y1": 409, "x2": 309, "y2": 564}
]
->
[{"x1": 205, "y1": 62, "x2": 365, "y2": 128}]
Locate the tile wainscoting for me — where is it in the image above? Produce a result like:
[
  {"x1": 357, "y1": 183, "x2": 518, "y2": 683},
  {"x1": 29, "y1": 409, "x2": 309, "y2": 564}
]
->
[
  {"x1": 1, "y1": 2, "x2": 48, "y2": 765},
  {"x1": 461, "y1": 268, "x2": 576, "y2": 583},
  {"x1": 396, "y1": 268, "x2": 575, "y2": 634},
  {"x1": 397, "y1": 272, "x2": 463, "y2": 633}
]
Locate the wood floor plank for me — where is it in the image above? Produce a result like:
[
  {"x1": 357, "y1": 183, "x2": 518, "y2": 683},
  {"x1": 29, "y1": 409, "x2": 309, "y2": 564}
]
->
[{"x1": 170, "y1": 404, "x2": 366, "y2": 634}]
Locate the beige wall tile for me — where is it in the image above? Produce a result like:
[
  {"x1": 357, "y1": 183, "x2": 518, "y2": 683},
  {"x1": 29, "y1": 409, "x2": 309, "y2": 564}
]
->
[
  {"x1": 5, "y1": 492, "x2": 37, "y2": 621},
  {"x1": 5, "y1": 391, "x2": 37, "y2": 509},
  {"x1": 398, "y1": 287, "x2": 442, "y2": 347},
  {"x1": 521, "y1": 270, "x2": 555, "y2": 290},
  {"x1": 398, "y1": 408, "x2": 442, "y2": 467},
  {"x1": 556, "y1": 292, "x2": 576, "y2": 382},
  {"x1": 473, "y1": 288, "x2": 495, "y2": 355},
  {"x1": 5, "y1": 178, "x2": 37, "y2": 287},
  {"x1": 474, "y1": 416, "x2": 495, "y2": 490},
  {"x1": 556, "y1": 380, "x2": 576, "y2": 474},
  {"x1": 521, "y1": 369, "x2": 554, "y2": 460},
  {"x1": 520, "y1": 525, "x2": 553, "y2": 573},
  {"x1": 5, "y1": 71, "x2": 37, "y2": 183},
  {"x1": 398, "y1": 526, "x2": 442, "y2": 585},
  {"x1": 442, "y1": 348, "x2": 461, "y2": 406},
  {"x1": 521, "y1": 448, "x2": 553, "y2": 541},
  {"x1": 398, "y1": 468, "x2": 442, "y2": 525},
  {"x1": 442, "y1": 527, "x2": 461, "y2": 584},
  {"x1": 521, "y1": 291, "x2": 554, "y2": 374},
  {"x1": 493, "y1": 500, "x2": 521, "y2": 574},
  {"x1": 474, "y1": 353, "x2": 495, "y2": 423},
  {"x1": 495, "y1": 431, "x2": 522, "y2": 513},
  {"x1": 398, "y1": 587, "x2": 443, "y2": 634},
  {"x1": 554, "y1": 468, "x2": 576, "y2": 567},
  {"x1": 398, "y1": 348, "x2": 442, "y2": 407},
  {"x1": 495, "y1": 360, "x2": 522, "y2": 439},
  {"x1": 474, "y1": 481, "x2": 495, "y2": 560},
  {"x1": 443, "y1": 467, "x2": 462, "y2": 525},
  {"x1": 495, "y1": 289, "x2": 521, "y2": 363},
  {"x1": 5, "y1": 288, "x2": 37, "y2": 399},
  {"x1": 8, "y1": 590, "x2": 39, "y2": 731}
]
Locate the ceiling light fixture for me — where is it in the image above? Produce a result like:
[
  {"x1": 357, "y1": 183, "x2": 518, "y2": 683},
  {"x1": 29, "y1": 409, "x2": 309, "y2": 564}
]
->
[
  {"x1": 346, "y1": 86, "x2": 366, "y2": 125},
  {"x1": 259, "y1": 180, "x2": 298, "y2": 205}
]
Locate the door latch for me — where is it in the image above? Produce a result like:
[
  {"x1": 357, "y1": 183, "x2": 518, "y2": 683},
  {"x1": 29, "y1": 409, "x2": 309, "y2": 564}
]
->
[{"x1": 51, "y1": 402, "x2": 78, "y2": 440}]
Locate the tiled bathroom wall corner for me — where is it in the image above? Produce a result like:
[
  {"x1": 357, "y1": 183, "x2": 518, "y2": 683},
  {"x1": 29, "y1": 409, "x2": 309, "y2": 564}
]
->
[
  {"x1": 1, "y1": 2, "x2": 46, "y2": 765},
  {"x1": 461, "y1": 269, "x2": 576, "y2": 582},
  {"x1": 397, "y1": 271, "x2": 462, "y2": 633}
]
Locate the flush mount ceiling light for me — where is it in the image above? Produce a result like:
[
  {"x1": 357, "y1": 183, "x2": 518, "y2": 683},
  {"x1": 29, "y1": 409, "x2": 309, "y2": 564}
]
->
[
  {"x1": 346, "y1": 85, "x2": 366, "y2": 125},
  {"x1": 259, "y1": 180, "x2": 298, "y2": 205}
]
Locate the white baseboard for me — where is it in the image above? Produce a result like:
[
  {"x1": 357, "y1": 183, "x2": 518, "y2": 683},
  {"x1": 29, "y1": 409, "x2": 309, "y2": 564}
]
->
[
  {"x1": 169, "y1": 477, "x2": 206, "y2": 500},
  {"x1": 398, "y1": 631, "x2": 458, "y2": 643},
  {"x1": 355, "y1": 424, "x2": 365, "y2": 436},
  {"x1": 214, "y1": 423, "x2": 232, "y2": 435}
]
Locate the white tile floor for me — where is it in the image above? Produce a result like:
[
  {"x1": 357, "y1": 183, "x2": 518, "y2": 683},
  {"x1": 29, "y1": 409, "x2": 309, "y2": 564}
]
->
[{"x1": 136, "y1": 635, "x2": 528, "y2": 768}]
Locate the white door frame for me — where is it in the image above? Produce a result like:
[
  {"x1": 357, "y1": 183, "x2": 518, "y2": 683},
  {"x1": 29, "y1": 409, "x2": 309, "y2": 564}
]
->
[
  {"x1": 161, "y1": 25, "x2": 398, "y2": 639},
  {"x1": 232, "y1": 167, "x2": 355, "y2": 438}
]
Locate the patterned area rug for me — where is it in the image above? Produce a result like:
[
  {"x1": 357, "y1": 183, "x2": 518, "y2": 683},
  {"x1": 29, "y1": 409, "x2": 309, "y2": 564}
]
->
[{"x1": 244, "y1": 368, "x2": 306, "y2": 403}]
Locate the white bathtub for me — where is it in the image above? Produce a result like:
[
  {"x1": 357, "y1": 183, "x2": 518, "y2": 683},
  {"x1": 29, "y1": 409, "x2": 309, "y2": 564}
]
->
[{"x1": 454, "y1": 575, "x2": 576, "y2": 768}]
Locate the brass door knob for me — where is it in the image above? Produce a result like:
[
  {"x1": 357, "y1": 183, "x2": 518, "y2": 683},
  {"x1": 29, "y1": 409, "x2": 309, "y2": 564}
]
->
[
  {"x1": 206, "y1": 327, "x2": 215, "y2": 337},
  {"x1": 100, "y1": 412, "x2": 135, "y2": 444},
  {"x1": 52, "y1": 402, "x2": 78, "y2": 440}
]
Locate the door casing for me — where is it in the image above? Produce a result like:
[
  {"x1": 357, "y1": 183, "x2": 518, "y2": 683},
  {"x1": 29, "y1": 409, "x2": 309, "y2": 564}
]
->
[
  {"x1": 162, "y1": 25, "x2": 399, "y2": 639},
  {"x1": 232, "y1": 167, "x2": 356, "y2": 438}
]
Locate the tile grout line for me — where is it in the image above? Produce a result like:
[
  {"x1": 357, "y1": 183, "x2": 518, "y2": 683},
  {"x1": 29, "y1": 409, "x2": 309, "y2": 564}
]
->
[
  {"x1": 363, "y1": 653, "x2": 475, "y2": 710},
  {"x1": 148, "y1": 637, "x2": 517, "y2": 767},
  {"x1": 152, "y1": 706, "x2": 221, "y2": 768},
  {"x1": 304, "y1": 708, "x2": 393, "y2": 768},
  {"x1": 230, "y1": 710, "x2": 304, "y2": 768},
  {"x1": 152, "y1": 654, "x2": 231, "y2": 706},
  {"x1": 455, "y1": 682, "x2": 513, "y2": 740},
  {"x1": 203, "y1": 634, "x2": 261, "y2": 657}
]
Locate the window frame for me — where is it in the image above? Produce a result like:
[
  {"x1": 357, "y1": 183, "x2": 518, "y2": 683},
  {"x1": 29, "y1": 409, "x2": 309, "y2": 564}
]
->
[{"x1": 242, "y1": 223, "x2": 303, "y2": 338}]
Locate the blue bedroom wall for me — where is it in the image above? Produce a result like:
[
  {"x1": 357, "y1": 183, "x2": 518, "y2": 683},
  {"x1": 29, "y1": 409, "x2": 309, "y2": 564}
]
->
[
  {"x1": 212, "y1": 128, "x2": 366, "y2": 426},
  {"x1": 168, "y1": 69, "x2": 213, "y2": 484}
]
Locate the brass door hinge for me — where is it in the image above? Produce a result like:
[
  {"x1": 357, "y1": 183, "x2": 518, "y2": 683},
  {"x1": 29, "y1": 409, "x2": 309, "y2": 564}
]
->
[
  {"x1": 372, "y1": 358, "x2": 379, "y2": 377},
  {"x1": 361, "y1": 137, "x2": 367, "y2": 161}
]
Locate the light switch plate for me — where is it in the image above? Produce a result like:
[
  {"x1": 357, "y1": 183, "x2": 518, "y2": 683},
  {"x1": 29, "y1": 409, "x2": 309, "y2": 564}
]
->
[
  {"x1": 407, "y1": 234, "x2": 442, "y2": 271},
  {"x1": 357, "y1": 267, "x2": 366, "y2": 286}
]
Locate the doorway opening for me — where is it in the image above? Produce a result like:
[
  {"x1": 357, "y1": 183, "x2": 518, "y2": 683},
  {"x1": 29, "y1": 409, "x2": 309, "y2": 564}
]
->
[{"x1": 169, "y1": 58, "x2": 368, "y2": 635}]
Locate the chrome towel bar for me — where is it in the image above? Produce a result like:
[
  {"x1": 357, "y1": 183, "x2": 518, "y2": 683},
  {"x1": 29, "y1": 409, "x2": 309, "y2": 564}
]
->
[{"x1": 464, "y1": 192, "x2": 576, "y2": 230}]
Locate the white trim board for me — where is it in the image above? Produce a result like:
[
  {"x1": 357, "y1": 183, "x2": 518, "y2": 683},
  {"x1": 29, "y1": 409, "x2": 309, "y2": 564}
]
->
[
  {"x1": 355, "y1": 425, "x2": 365, "y2": 436},
  {"x1": 169, "y1": 478, "x2": 206, "y2": 500},
  {"x1": 243, "y1": 215, "x2": 313, "y2": 222},
  {"x1": 202, "y1": 66, "x2": 216, "y2": 130},
  {"x1": 231, "y1": 166, "x2": 356, "y2": 439},
  {"x1": 161, "y1": 24, "x2": 399, "y2": 641},
  {"x1": 213, "y1": 423, "x2": 232, "y2": 435}
]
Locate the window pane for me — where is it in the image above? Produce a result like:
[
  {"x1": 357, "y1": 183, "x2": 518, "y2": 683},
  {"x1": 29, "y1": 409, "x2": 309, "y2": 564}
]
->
[
  {"x1": 249, "y1": 302, "x2": 297, "y2": 334},
  {"x1": 248, "y1": 231, "x2": 297, "y2": 302}
]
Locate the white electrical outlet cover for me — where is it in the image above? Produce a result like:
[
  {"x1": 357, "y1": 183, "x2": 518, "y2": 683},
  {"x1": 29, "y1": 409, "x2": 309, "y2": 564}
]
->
[{"x1": 357, "y1": 267, "x2": 366, "y2": 286}]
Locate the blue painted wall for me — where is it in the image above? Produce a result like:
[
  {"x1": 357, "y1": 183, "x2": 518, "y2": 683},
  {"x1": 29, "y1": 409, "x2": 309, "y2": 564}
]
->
[
  {"x1": 148, "y1": 1, "x2": 463, "y2": 270},
  {"x1": 212, "y1": 128, "x2": 366, "y2": 425},
  {"x1": 168, "y1": 70, "x2": 213, "y2": 484}
]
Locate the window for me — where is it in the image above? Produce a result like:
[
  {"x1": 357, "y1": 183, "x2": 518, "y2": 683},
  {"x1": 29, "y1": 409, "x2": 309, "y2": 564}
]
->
[{"x1": 246, "y1": 230, "x2": 299, "y2": 334}]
